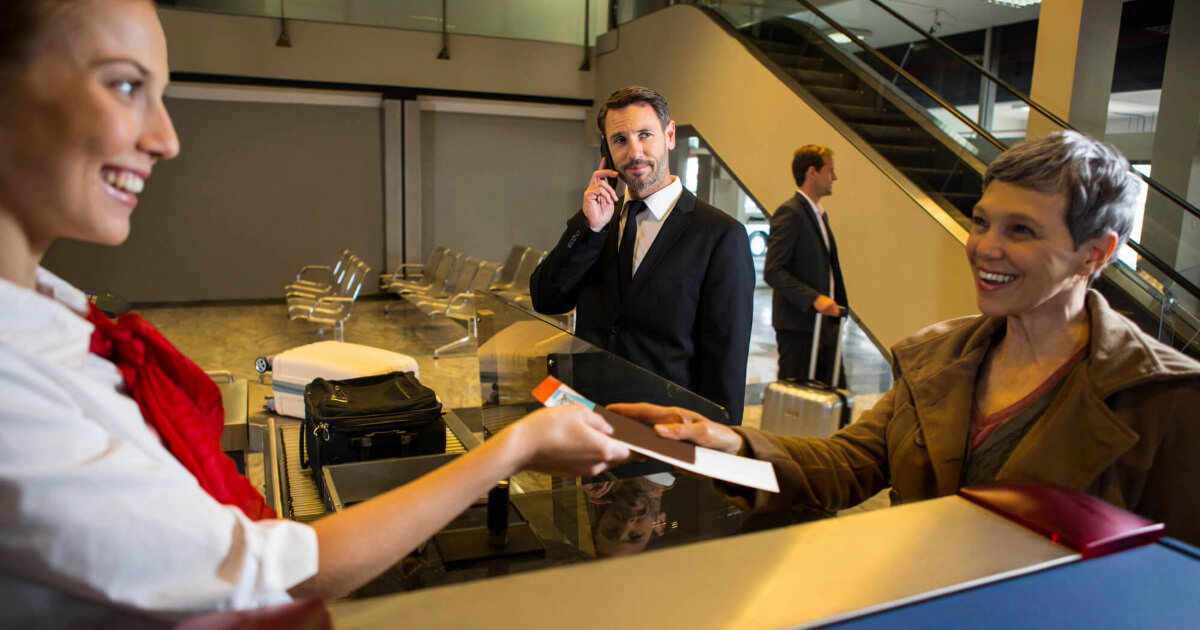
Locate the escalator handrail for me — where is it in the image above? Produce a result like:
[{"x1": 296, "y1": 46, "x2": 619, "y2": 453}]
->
[
  {"x1": 862, "y1": 0, "x2": 1200, "y2": 224},
  {"x1": 791, "y1": 0, "x2": 1006, "y2": 154},
  {"x1": 1126, "y1": 239, "x2": 1200, "y2": 306}
]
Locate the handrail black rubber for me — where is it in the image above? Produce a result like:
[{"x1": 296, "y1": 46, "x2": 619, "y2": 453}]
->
[{"x1": 862, "y1": 0, "x2": 1200, "y2": 223}]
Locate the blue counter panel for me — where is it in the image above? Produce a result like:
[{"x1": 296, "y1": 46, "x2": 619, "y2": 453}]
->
[{"x1": 829, "y1": 539, "x2": 1200, "y2": 629}]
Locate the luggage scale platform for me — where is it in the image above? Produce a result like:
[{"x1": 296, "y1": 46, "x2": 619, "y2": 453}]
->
[{"x1": 270, "y1": 410, "x2": 473, "y2": 522}]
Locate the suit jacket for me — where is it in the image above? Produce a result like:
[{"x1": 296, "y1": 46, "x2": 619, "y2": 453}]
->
[
  {"x1": 724, "y1": 291, "x2": 1200, "y2": 546},
  {"x1": 530, "y1": 188, "x2": 754, "y2": 424},
  {"x1": 764, "y1": 193, "x2": 847, "y2": 331}
]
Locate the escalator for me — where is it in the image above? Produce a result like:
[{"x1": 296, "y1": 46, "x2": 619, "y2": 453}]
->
[
  {"x1": 746, "y1": 18, "x2": 986, "y2": 220},
  {"x1": 607, "y1": 0, "x2": 1200, "y2": 360}
]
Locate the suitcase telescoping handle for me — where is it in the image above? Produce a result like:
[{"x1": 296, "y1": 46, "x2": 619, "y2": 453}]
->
[{"x1": 808, "y1": 311, "x2": 845, "y2": 386}]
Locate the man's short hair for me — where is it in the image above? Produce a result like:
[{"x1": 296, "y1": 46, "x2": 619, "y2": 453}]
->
[
  {"x1": 792, "y1": 145, "x2": 833, "y2": 187},
  {"x1": 597, "y1": 86, "x2": 670, "y2": 138},
  {"x1": 983, "y1": 130, "x2": 1140, "y2": 256}
]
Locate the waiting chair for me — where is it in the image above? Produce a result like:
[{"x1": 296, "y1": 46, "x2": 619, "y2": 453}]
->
[
  {"x1": 430, "y1": 261, "x2": 504, "y2": 358},
  {"x1": 491, "y1": 249, "x2": 545, "y2": 300},
  {"x1": 489, "y1": 245, "x2": 532, "y2": 292},
  {"x1": 285, "y1": 249, "x2": 353, "y2": 296},
  {"x1": 288, "y1": 258, "x2": 372, "y2": 341},
  {"x1": 381, "y1": 246, "x2": 448, "y2": 293}
]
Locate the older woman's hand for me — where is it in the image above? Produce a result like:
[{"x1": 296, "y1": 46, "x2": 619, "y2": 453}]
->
[{"x1": 607, "y1": 403, "x2": 744, "y2": 454}]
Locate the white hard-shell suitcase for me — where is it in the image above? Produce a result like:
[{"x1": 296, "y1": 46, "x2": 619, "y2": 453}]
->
[
  {"x1": 761, "y1": 314, "x2": 855, "y2": 438},
  {"x1": 256, "y1": 341, "x2": 419, "y2": 418}
]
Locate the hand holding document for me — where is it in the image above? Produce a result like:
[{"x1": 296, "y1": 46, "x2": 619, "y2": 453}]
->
[{"x1": 533, "y1": 377, "x2": 779, "y2": 493}]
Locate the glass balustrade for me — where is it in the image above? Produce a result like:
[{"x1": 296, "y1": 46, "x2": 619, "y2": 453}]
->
[{"x1": 157, "y1": 0, "x2": 609, "y2": 47}]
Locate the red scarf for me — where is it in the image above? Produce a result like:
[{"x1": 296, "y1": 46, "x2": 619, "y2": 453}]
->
[{"x1": 87, "y1": 303, "x2": 276, "y2": 520}]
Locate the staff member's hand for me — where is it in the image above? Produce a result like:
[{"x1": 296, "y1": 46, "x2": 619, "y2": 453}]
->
[
  {"x1": 607, "y1": 403, "x2": 744, "y2": 454},
  {"x1": 505, "y1": 404, "x2": 630, "y2": 477},
  {"x1": 583, "y1": 157, "x2": 620, "y2": 232}
]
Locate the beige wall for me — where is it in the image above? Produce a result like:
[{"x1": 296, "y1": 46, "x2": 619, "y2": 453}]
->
[
  {"x1": 157, "y1": 7, "x2": 595, "y2": 101},
  {"x1": 597, "y1": 5, "x2": 979, "y2": 348}
]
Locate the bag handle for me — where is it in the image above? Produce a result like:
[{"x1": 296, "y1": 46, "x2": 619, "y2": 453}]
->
[{"x1": 807, "y1": 311, "x2": 845, "y2": 386}]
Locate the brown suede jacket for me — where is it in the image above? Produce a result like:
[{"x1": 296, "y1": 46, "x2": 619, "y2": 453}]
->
[{"x1": 733, "y1": 291, "x2": 1200, "y2": 545}]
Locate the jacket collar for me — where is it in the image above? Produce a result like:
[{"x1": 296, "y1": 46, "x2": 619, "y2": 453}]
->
[
  {"x1": 891, "y1": 290, "x2": 1200, "y2": 494},
  {"x1": 0, "y1": 268, "x2": 94, "y2": 370}
]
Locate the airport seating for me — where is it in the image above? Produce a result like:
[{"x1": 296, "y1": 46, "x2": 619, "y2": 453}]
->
[
  {"x1": 489, "y1": 245, "x2": 531, "y2": 292},
  {"x1": 285, "y1": 249, "x2": 353, "y2": 297},
  {"x1": 490, "y1": 249, "x2": 545, "y2": 300},
  {"x1": 288, "y1": 257, "x2": 371, "y2": 340},
  {"x1": 381, "y1": 246, "x2": 448, "y2": 293},
  {"x1": 426, "y1": 261, "x2": 504, "y2": 358}
]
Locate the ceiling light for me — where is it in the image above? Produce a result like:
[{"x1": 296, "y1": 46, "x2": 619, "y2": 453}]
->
[
  {"x1": 985, "y1": 0, "x2": 1041, "y2": 8},
  {"x1": 825, "y1": 28, "x2": 871, "y2": 45}
]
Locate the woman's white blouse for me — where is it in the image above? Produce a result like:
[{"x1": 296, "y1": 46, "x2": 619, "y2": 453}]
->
[{"x1": 0, "y1": 268, "x2": 318, "y2": 620}]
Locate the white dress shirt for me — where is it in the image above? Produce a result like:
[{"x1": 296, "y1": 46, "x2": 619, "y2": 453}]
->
[
  {"x1": 619, "y1": 175, "x2": 684, "y2": 275},
  {"x1": 0, "y1": 268, "x2": 318, "y2": 621}
]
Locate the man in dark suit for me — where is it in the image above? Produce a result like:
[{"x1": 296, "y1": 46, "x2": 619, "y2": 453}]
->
[
  {"x1": 766, "y1": 145, "x2": 848, "y2": 385},
  {"x1": 530, "y1": 86, "x2": 754, "y2": 424}
]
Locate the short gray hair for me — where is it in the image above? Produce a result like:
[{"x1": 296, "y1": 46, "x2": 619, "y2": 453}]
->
[{"x1": 983, "y1": 131, "x2": 1140, "y2": 258}]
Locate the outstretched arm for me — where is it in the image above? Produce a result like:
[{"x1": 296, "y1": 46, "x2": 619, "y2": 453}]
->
[
  {"x1": 290, "y1": 404, "x2": 629, "y2": 600},
  {"x1": 614, "y1": 395, "x2": 892, "y2": 515}
]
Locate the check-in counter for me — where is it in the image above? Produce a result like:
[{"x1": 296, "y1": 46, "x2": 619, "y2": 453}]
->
[{"x1": 10, "y1": 293, "x2": 1198, "y2": 628}]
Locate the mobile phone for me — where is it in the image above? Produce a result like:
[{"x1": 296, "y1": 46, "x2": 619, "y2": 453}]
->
[{"x1": 600, "y1": 140, "x2": 619, "y2": 191}]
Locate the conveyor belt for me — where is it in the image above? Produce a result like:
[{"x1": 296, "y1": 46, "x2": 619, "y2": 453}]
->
[{"x1": 281, "y1": 424, "x2": 467, "y2": 522}]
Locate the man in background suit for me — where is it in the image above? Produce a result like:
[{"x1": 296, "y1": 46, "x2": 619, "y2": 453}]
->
[
  {"x1": 530, "y1": 86, "x2": 754, "y2": 424},
  {"x1": 766, "y1": 145, "x2": 848, "y2": 385}
]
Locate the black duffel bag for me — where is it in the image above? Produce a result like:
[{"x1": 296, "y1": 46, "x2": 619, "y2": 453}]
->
[{"x1": 302, "y1": 371, "x2": 445, "y2": 485}]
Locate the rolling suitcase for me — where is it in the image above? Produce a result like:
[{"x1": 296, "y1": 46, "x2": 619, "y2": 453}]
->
[
  {"x1": 761, "y1": 313, "x2": 854, "y2": 438},
  {"x1": 257, "y1": 340, "x2": 420, "y2": 418}
]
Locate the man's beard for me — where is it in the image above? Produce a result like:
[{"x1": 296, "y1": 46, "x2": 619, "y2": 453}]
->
[{"x1": 621, "y1": 157, "x2": 666, "y2": 196}]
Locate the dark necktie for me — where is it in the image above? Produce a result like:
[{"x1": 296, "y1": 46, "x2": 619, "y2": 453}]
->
[{"x1": 618, "y1": 200, "x2": 648, "y2": 295}]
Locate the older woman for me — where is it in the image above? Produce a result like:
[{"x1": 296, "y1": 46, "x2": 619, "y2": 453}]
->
[
  {"x1": 0, "y1": 0, "x2": 629, "y2": 619},
  {"x1": 617, "y1": 131, "x2": 1200, "y2": 545}
]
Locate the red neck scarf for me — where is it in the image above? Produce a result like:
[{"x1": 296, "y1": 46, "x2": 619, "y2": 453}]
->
[{"x1": 86, "y1": 303, "x2": 276, "y2": 520}]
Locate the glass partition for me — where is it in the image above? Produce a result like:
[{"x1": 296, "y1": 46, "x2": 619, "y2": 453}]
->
[
  {"x1": 472, "y1": 291, "x2": 730, "y2": 431},
  {"x1": 301, "y1": 291, "x2": 805, "y2": 599},
  {"x1": 158, "y1": 0, "x2": 609, "y2": 47}
]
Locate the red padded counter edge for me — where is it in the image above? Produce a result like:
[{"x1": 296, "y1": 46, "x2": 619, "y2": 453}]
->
[
  {"x1": 176, "y1": 600, "x2": 331, "y2": 630},
  {"x1": 958, "y1": 480, "x2": 1164, "y2": 559}
]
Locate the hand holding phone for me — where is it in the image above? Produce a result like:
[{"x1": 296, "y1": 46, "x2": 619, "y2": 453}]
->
[{"x1": 583, "y1": 151, "x2": 620, "y2": 232}]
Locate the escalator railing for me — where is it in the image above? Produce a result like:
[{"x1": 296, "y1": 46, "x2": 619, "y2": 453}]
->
[{"x1": 615, "y1": 0, "x2": 1200, "y2": 359}]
